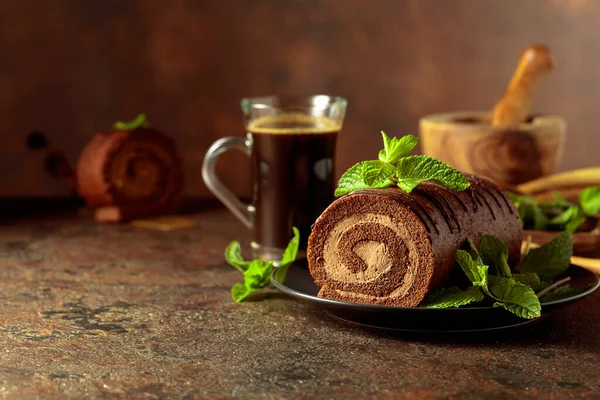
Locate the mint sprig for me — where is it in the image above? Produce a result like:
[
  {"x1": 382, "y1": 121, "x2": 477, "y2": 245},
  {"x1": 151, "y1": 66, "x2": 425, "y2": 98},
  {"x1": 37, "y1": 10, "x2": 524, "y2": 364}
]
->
[
  {"x1": 280, "y1": 228, "x2": 300, "y2": 265},
  {"x1": 225, "y1": 227, "x2": 300, "y2": 302},
  {"x1": 231, "y1": 260, "x2": 273, "y2": 302},
  {"x1": 420, "y1": 232, "x2": 575, "y2": 319},
  {"x1": 452, "y1": 244, "x2": 540, "y2": 319},
  {"x1": 507, "y1": 187, "x2": 599, "y2": 233},
  {"x1": 335, "y1": 133, "x2": 470, "y2": 197},
  {"x1": 114, "y1": 113, "x2": 150, "y2": 131}
]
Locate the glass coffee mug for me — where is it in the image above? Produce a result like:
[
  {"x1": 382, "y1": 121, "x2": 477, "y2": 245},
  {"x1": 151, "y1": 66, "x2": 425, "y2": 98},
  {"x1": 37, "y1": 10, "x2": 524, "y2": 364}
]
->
[{"x1": 202, "y1": 95, "x2": 347, "y2": 261}]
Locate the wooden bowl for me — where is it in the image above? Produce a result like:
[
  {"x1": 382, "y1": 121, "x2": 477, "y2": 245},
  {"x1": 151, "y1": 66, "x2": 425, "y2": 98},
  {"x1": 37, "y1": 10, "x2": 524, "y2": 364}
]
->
[{"x1": 419, "y1": 111, "x2": 566, "y2": 187}]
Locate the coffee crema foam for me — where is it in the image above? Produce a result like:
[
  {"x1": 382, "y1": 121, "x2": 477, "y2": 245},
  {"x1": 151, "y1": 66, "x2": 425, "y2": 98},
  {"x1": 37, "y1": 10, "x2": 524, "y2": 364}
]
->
[{"x1": 247, "y1": 113, "x2": 341, "y2": 135}]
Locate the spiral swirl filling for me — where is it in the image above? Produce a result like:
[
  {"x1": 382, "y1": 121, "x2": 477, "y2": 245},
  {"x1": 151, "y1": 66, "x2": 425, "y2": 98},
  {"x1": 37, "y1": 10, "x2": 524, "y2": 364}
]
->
[
  {"x1": 107, "y1": 142, "x2": 177, "y2": 211},
  {"x1": 76, "y1": 128, "x2": 184, "y2": 221},
  {"x1": 309, "y1": 194, "x2": 435, "y2": 306}
]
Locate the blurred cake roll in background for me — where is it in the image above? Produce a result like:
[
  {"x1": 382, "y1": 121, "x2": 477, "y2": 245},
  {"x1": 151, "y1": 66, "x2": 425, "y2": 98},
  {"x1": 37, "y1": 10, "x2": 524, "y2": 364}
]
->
[{"x1": 27, "y1": 115, "x2": 184, "y2": 223}]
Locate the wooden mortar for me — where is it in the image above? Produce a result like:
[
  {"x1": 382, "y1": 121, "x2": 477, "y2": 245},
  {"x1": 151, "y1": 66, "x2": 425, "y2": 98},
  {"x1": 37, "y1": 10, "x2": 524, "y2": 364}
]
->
[
  {"x1": 420, "y1": 44, "x2": 565, "y2": 187},
  {"x1": 420, "y1": 111, "x2": 565, "y2": 187}
]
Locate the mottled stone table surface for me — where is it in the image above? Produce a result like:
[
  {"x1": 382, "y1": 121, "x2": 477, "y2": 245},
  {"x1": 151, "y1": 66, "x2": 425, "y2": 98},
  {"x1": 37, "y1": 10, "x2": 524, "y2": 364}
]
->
[{"x1": 0, "y1": 205, "x2": 599, "y2": 399}]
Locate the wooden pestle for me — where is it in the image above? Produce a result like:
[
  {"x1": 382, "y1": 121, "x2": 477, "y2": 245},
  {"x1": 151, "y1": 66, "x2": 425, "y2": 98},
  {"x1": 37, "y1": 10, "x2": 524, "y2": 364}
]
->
[{"x1": 491, "y1": 44, "x2": 554, "y2": 126}]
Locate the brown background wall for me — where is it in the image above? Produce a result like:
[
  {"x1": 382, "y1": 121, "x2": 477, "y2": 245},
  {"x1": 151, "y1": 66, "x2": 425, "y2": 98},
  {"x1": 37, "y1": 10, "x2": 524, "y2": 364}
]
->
[{"x1": 1, "y1": 0, "x2": 598, "y2": 198}]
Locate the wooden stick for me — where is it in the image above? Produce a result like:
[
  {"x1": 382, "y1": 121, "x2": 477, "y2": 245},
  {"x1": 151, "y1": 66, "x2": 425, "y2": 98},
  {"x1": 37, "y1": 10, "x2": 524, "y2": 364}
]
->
[
  {"x1": 516, "y1": 167, "x2": 600, "y2": 195},
  {"x1": 536, "y1": 277, "x2": 571, "y2": 298}
]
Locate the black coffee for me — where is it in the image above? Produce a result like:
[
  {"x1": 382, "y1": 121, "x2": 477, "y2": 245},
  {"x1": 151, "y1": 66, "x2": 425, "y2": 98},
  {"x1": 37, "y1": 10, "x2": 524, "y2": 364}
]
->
[{"x1": 249, "y1": 114, "x2": 339, "y2": 250}]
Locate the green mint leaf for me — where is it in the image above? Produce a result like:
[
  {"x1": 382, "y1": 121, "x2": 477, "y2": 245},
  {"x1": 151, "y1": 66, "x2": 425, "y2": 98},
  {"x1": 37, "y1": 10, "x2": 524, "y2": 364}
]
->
[
  {"x1": 479, "y1": 235, "x2": 512, "y2": 278},
  {"x1": 231, "y1": 259, "x2": 274, "y2": 302},
  {"x1": 489, "y1": 276, "x2": 541, "y2": 319},
  {"x1": 456, "y1": 245, "x2": 501, "y2": 301},
  {"x1": 395, "y1": 155, "x2": 470, "y2": 193},
  {"x1": 512, "y1": 273, "x2": 543, "y2": 291},
  {"x1": 225, "y1": 241, "x2": 251, "y2": 273},
  {"x1": 565, "y1": 211, "x2": 587, "y2": 233},
  {"x1": 245, "y1": 259, "x2": 274, "y2": 289},
  {"x1": 579, "y1": 186, "x2": 600, "y2": 216},
  {"x1": 335, "y1": 160, "x2": 395, "y2": 197},
  {"x1": 538, "y1": 284, "x2": 591, "y2": 303},
  {"x1": 363, "y1": 161, "x2": 396, "y2": 186},
  {"x1": 225, "y1": 227, "x2": 300, "y2": 302},
  {"x1": 228, "y1": 230, "x2": 303, "y2": 303},
  {"x1": 279, "y1": 227, "x2": 300, "y2": 266},
  {"x1": 114, "y1": 113, "x2": 150, "y2": 131},
  {"x1": 549, "y1": 205, "x2": 579, "y2": 225},
  {"x1": 378, "y1": 132, "x2": 418, "y2": 163},
  {"x1": 274, "y1": 227, "x2": 301, "y2": 283},
  {"x1": 467, "y1": 238, "x2": 484, "y2": 264},
  {"x1": 455, "y1": 249, "x2": 488, "y2": 288},
  {"x1": 547, "y1": 205, "x2": 585, "y2": 232},
  {"x1": 231, "y1": 283, "x2": 251, "y2": 302},
  {"x1": 531, "y1": 203, "x2": 549, "y2": 230},
  {"x1": 273, "y1": 263, "x2": 290, "y2": 284},
  {"x1": 552, "y1": 192, "x2": 569, "y2": 205},
  {"x1": 519, "y1": 231, "x2": 573, "y2": 281},
  {"x1": 419, "y1": 286, "x2": 485, "y2": 308}
]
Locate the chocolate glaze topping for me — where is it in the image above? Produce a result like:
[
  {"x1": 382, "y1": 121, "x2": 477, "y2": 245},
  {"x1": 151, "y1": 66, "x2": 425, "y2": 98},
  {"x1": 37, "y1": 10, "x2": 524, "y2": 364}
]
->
[
  {"x1": 449, "y1": 191, "x2": 469, "y2": 212},
  {"x1": 435, "y1": 189, "x2": 461, "y2": 233},
  {"x1": 413, "y1": 187, "x2": 458, "y2": 234},
  {"x1": 479, "y1": 179, "x2": 515, "y2": 215},
  {"x1": 472, "y1": 190, "x2": 496, "y2": 220},
  {"x1": 355, "y1": 175, "x2": 514, "y2": 237},
  {"x1": 470, "y1": 189, "x2": 479, "y2": 212}
]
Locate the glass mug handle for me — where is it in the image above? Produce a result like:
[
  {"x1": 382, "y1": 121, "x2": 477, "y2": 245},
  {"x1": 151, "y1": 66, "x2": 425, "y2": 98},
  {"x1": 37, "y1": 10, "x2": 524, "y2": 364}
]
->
[{"x1": 202, "y1": 136, "x2": 254, "y2": 228}]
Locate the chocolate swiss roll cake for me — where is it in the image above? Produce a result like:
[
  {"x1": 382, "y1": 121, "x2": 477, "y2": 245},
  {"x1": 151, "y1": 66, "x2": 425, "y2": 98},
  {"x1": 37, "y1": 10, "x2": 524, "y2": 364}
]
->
[
  {"x1": 76, "y1": 127, "x2": 184, "y2": 223},
  {"x1": 307, "y1": 175, "x2": 522, "y2": 307}
]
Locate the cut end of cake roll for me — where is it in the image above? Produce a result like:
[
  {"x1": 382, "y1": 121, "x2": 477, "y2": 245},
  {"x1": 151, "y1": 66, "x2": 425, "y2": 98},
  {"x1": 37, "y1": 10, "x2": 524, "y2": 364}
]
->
[
  {"x1": 307, "y1": 190, "x2": 436, "y2": 307},
  {"x1": 307, "y1": 176, "x2": 522, "y2": 307},
  {"x1": 76, "y1": 128, "x2": 184, "y2": 222}
]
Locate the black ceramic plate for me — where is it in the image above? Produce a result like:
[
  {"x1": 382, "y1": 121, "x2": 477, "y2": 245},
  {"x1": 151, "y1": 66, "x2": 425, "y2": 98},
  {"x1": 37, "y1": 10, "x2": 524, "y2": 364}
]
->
[{"x1": 271, "y1": 260, "x2": 600, "y2": 333}]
